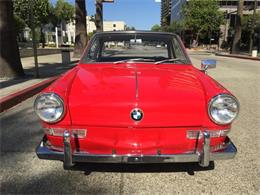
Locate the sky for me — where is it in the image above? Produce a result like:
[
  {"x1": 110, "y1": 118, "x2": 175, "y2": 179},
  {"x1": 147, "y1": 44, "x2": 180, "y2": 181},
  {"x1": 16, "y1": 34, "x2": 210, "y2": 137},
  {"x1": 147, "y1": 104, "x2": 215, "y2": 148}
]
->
[{"x1": 51, "y1": 0, "x2": 161, "y2": 30}]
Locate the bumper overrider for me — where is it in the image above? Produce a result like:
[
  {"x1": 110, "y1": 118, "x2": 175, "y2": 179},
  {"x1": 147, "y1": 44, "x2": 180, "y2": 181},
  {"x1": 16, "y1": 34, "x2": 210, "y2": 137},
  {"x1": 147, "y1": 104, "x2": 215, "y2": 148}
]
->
[{"x1": 36, "y1": 131, "x2": 237, "y2": 169}]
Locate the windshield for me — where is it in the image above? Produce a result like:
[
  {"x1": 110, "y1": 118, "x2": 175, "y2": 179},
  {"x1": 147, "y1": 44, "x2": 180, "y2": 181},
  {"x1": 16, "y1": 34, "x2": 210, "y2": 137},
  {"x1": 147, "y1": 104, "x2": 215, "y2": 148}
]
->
[{"x1": 81, "y1": 33, "x2": 190, "y2": 64}]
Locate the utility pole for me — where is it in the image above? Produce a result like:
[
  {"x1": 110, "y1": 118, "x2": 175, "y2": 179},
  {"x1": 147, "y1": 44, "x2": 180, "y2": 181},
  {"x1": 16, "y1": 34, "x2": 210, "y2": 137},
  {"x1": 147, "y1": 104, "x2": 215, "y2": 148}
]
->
[
  {"x1": 249, "y1": 0, "x2": 257, "y2": 54},
  {"x1": 231, "y1": 0, "x2": 244, "y2": 54},
  {"x1": 95, "y1": 0, "x2": 103, "y2": 32}
]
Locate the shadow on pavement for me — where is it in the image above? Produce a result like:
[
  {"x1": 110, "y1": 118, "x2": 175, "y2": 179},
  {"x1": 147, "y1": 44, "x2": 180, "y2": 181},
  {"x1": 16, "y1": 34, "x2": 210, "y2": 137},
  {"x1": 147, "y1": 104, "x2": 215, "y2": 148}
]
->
[
  {"x1": 23, "y1": 61, "x2": 77, "y2": 78},
  {"x1": 0, "y1": 61, "x2": 77, "y2": 90},
  {"x1": 0, "y1": 75, "x2": 35, "y2": 89},
  {"x1": 73, "y1": 162, "x2": 214, "y2": 176},
  {"x1": 0, "y1": 99, "x2": 43, "y2": 154},
  {"x1": 0, "y1": 170, "x2": 106, "y2": 194}
]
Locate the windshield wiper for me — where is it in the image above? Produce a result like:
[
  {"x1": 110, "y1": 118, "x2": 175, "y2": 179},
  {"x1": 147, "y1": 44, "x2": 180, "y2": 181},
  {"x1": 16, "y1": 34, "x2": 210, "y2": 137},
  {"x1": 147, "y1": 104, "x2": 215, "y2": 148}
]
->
[
  {"x1": 113, "y1": 58, "x2": 155, "y2": 64},
  {"x1": 154, "y1": 58, "x2": 186, "y2": 65}
]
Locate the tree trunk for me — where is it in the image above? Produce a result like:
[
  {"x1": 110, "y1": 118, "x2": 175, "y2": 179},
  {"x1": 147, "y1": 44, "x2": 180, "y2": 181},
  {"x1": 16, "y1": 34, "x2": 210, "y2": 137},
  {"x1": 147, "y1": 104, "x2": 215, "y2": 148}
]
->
[
  {"x1": 196, "y1": 33, "x2": 199, "y2": 43},
  {"x1": 40, "y1": 25, "x2": 45, "y2": 48},
  {"x1": 231, "y1": 0, "x2": 244, "y2": 54},
  {"x1": 74, "y1": 0, "x2": 87, "y2": 58},
  {"x1": 249, "y1": 0, "x2": 257, "y2": 54},
  {"x1": 95, "y1": 0, "x2": 103, "y2": 32},
  {"x1": 30, "y1": 13, "x2": 39, "y2": 78},
  {"x1": 0, "y1": 0, "x2": 24, "y2": 78}
]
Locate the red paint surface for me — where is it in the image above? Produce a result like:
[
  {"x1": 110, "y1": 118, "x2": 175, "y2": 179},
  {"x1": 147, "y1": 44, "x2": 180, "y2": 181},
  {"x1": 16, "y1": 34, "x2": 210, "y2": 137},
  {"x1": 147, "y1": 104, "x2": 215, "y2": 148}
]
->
[{"x1": 41, "y1": 62, "x2": 233, "y2": 155}]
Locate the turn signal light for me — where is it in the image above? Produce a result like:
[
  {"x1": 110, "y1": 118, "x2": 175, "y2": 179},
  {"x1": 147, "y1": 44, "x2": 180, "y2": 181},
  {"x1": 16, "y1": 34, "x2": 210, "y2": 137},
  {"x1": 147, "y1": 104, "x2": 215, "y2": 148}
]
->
[
  {"x1": 187, "y1": 129, "x2": 230, "y2": 139},
  {"x1": 211, "y1": 142, "x2": 229, "y2": 152},
  {"x1": 45, "y1": 128, "x2": 87, "y2": 138}
]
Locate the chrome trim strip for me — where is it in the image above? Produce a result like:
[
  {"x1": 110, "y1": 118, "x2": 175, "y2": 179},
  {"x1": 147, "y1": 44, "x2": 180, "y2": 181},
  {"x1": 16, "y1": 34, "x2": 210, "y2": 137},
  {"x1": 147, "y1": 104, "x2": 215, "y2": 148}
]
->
[{"x1": 36, "y1": 137, "x2": 237, "y2": 166}]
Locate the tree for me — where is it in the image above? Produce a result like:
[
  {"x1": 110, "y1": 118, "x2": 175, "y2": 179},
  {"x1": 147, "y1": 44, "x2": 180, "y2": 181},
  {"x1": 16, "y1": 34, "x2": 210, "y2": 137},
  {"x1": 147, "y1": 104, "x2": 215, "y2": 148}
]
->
[
  {"x1": 14, "y1": 15, "x2": 26, "y2": 40},
  {"x1": 182, "y1": 0, "x2": 223, "y2": 43},
  {"x1": 13, "y1": 0, "x2": 50, "y2": 28},
  {"x1": 14, "y1": 0, "x2": 50, "y2": 48},
  {"x1": 151, "y1": 24, "x2": 162, "y2": 32},
  {"x1": 74, "y1": 0, "x2": 88, "y2": 58},
  {"x1": 231, "y1": 0, "x2": 244, "y2": 54},
  {"x1": 0, "y1": 0, "x2": 24, "y2": 78},
  {"x1": 53, "y1": 0, "x2": 74, "y2": 45},
  {"x1": 95, "y1": 0, "x2": 103, "y2": 32},
  {"x1": 248, "y1": 0, "x2": 257, "y2": 53},
  {"x1": 54, "y1": 0, "x2": 74, "y2": 24},
  {"x1": 168, "y1": 22, "x2": 184, "y2": 34}
]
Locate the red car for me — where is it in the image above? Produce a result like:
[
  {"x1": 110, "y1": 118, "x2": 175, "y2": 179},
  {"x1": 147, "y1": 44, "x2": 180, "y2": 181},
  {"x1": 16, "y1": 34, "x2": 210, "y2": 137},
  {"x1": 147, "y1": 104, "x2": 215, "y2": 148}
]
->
[{"x1": 35, "y1": 31, "x2": 239, "y2": 170}]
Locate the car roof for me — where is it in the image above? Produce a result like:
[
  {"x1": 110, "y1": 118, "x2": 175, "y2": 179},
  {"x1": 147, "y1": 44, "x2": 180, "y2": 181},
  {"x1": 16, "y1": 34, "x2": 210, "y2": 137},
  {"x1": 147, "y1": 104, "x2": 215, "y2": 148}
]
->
[{"x1": 95, "y1": 31, "x2": 178, "y2": 37}]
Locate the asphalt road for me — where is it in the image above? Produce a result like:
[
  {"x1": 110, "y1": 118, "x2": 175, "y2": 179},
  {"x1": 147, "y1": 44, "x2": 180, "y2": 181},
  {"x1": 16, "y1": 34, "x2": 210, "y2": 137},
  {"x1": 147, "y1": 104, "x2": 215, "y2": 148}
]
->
[{"x1": 1, "y1": 53, "x2": 259, "y2": 195}]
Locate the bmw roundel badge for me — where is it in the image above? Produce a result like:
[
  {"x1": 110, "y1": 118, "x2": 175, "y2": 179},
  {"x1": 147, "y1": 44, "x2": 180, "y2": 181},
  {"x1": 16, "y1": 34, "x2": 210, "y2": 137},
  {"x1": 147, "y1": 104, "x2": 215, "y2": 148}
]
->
[{"x1": 131, "y1": 108, "x2": 143, "y2": 122}]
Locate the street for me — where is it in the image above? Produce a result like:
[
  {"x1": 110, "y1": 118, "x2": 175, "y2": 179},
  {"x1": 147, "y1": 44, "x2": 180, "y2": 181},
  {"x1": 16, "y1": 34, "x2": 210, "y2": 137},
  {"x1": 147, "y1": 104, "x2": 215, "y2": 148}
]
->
[{"x1": 1, "y1": 53, "x2": 259, "y2": 194}]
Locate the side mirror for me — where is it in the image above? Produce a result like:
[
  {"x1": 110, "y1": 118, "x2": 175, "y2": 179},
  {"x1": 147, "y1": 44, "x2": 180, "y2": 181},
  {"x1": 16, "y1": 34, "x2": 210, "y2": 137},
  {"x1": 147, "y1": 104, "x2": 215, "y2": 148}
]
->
[{"x1": 201, "y1": 59, "x2": 216, "y2": 73}]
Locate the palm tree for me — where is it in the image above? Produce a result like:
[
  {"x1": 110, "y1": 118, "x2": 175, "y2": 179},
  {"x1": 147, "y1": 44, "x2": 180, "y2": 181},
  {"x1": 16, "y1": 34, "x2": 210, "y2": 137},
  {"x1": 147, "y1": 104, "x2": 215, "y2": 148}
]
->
[
  {"x1": 0, "y1": 0, "x2": 24, "y2": 78},
  {"x1": 231, "y1": 0, "x2": 244, "y2": 54},
  {"x1": 74, "y1": 0, "x2": 88, "y2": 58}
]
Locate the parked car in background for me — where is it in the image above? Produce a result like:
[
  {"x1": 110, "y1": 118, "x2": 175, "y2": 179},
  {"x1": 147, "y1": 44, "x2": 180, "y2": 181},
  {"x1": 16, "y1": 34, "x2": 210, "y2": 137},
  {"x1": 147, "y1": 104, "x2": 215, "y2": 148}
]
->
[{"x1": 34, "y1": 31, "x2": 239, "y2": 170}]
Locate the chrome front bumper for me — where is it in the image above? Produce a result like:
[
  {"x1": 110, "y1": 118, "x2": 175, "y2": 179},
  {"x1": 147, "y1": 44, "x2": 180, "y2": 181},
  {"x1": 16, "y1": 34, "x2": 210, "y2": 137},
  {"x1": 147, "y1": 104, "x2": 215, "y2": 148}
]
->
[{"x1": 36, "y1": 131, "x2": 237, "y2": 169}]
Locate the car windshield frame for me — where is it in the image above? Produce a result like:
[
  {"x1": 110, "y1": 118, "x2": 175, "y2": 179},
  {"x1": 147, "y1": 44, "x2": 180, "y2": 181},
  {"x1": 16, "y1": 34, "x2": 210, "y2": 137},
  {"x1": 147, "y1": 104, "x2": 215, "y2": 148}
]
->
[{"x1": 80, "y1": 31, "x2": 191, "y2": 65}]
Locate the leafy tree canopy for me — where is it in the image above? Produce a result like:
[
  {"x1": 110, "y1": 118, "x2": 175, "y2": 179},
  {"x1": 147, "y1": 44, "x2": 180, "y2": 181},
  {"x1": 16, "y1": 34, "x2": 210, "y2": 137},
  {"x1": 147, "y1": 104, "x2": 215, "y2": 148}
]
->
[
  {"x1": 54, "y1": 0, "x2": 74, "y2": 23},
  {"x1": 242, "y1": 11, "x2": 260, "y2": 31},
  {"x1": 182, "y1": 0, "x2": 223, "y2": 39},
  {"x1": 151, "y1": 24, "x2": 162, "y2": 32},
  {"x1": 168, "y1": 21, "x2": 184, "y2": 33},
  {"x1": 13, "y1": 0, "x2": 50, "y2": 27},
  {"x1": 14, "y1": 15, "x2": 26, "y2": 34},
  {"x1": 13, "y1": 0, "x2": 74, "y2": 29}
]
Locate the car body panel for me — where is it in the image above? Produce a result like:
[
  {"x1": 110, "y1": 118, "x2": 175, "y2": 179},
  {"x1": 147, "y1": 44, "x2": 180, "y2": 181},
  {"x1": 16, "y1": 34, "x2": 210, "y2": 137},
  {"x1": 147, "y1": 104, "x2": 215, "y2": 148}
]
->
[
  {"x1": 68, "y1": 63, "x2": 206, "y2": 127},
  {"x1": 37, "y1": 31, "x2": 237, "y2": 165},
  {"x1": 42, "y1": 62, "x2": 231, "y2": 155}
]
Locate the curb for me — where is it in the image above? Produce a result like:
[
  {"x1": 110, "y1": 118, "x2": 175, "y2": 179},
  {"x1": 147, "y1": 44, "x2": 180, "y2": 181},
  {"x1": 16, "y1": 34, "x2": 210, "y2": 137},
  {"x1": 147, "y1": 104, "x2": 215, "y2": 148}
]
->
[
  {"x1": 0, "y1": 76, "x2": 59, "y2": 113},
  {"x1": 216, "y1": 53, "x2": 260, "y2": 61}
]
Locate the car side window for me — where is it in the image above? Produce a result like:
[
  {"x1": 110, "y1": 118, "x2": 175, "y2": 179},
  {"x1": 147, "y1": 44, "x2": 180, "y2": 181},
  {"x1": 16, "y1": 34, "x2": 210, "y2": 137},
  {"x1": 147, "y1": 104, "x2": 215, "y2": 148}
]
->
[
  {"x1": 172, "y1": 38, "x2": 187, "y2": 62},
  {"x1": 86, "y1": 39, "x2": 101, "y2": 61}
]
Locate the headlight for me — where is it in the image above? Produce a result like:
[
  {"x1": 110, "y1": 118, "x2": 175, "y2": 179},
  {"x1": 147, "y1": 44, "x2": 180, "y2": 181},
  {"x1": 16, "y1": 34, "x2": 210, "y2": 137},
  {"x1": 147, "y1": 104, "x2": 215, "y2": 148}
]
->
[
  {"x1": 34, "y1": 93, "x2": 65, "y2": 123},
  {"x1": 208, "y1": 94, "x2": 239, "y2": 125}
]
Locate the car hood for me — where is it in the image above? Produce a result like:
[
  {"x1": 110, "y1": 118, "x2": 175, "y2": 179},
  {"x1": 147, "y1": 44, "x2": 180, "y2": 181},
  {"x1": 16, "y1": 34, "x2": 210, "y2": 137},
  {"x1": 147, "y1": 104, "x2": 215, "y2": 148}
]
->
[{"x1": 67, "y1": 63, "x2": 209, "y2": 127}]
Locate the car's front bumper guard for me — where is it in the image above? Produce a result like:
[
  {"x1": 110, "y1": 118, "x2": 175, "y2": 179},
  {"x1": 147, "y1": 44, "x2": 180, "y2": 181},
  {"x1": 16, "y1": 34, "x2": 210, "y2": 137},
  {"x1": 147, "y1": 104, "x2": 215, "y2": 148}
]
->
[{"x1": 36, "y1": 131, "x2": 237, "y2": 169}]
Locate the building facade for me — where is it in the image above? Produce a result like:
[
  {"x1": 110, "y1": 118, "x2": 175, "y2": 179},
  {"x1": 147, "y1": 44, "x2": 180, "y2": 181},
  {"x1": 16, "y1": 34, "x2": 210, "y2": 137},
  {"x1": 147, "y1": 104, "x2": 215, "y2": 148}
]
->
[
  {"x1": 86, "y1": 16, "x2": 126, "y2": 33},
  {"x1": 44, "y1": 17, "x2": 126, "y2": 46},
  {"x1": 170, "y1": 0, "x2": 187, "y2": 22},
  {"x1": 161, "y1": 0, "x2": 172, "y2": 29}
]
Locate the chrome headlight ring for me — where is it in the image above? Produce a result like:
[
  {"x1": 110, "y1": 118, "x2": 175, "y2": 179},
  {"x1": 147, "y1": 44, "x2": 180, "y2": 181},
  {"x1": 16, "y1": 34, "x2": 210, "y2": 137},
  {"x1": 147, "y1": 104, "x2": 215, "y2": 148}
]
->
[
  {"x1": 208, "y1": 94, "x2": 239, "y2": 125},
  {"x1": 34, "y1": 93, "x2": 65, "y2": 123}
]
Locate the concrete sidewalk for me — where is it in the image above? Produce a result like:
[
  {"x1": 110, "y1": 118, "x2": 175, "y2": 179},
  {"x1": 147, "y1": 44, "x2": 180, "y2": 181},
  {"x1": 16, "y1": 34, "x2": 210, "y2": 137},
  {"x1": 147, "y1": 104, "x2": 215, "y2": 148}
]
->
[
  {"x1": 216, "y1": 52, "x2": 260, "y2": 61},
  {"x1": 0, "y1": 52, "x2": 79, "y2": 112},
  {"x1": 187, "y1": 48, "x2": 260, "y2": 61}
]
